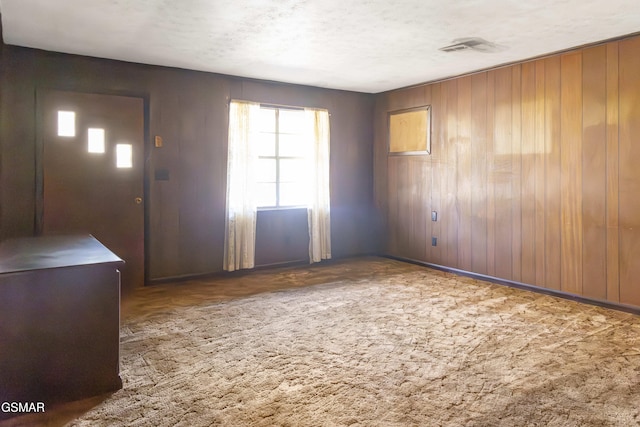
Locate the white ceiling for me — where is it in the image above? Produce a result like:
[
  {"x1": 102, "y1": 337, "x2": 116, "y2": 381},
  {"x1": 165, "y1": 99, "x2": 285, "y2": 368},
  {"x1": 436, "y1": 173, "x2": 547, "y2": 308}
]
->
[{"x1": 1, "y1": 0, "x2": 639, "y2": 93}]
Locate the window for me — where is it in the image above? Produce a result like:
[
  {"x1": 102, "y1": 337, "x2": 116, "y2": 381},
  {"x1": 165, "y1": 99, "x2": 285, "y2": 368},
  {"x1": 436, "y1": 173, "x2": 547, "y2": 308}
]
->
[
  {"x1": 87, "y1": 128, "x2": 105, "y2": 153},
  {"x1": 116, "y1": 143, "x2": 133, "y2": 168},
  {"x1": 224, "y1": 100, "x2": 331, "y2": 271},
  {"x1": 256, "y1": 107, "x2": 308, "y2": 208},
  {"x1": 57, "y1": 111, "x2": 76, "y2": 137}
]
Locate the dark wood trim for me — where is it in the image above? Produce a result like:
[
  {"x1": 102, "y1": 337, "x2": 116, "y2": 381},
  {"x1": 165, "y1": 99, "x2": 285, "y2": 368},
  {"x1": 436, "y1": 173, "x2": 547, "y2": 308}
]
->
[{"x1": 383, "y1": 254, "x2": 640, "y2": 316}]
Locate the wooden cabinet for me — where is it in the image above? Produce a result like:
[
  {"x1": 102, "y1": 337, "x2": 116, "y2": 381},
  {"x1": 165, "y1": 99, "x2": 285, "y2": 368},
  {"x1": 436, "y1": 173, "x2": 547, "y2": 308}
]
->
[{"x1": 0, "y1": 235, "x2": 123, "y2": 412}]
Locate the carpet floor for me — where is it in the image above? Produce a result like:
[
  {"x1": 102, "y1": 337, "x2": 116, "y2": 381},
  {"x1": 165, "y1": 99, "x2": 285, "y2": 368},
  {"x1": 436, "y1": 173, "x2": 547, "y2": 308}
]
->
[{"x1": 3, "y1": 257, "x2": 640, "y2": 426}]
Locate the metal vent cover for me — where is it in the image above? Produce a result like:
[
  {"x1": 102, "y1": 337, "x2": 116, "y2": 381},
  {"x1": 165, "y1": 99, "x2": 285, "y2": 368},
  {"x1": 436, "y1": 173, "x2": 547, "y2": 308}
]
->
[{"x1": 439, "y1": 37, "x2": 504, "y2": 53}]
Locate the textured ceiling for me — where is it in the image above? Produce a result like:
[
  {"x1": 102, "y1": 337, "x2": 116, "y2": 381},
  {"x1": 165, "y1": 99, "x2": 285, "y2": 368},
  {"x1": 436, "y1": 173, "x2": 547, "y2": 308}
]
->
[{"x1": 1, "y1": 0, "x2": 639, "y2": 93}]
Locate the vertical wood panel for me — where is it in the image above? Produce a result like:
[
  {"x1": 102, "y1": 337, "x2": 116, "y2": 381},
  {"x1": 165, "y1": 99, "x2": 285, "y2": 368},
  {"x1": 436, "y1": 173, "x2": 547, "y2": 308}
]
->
[
  {"x1": 374, "y1": 95, "x2": 390, "y2": 252},
  {"x1": 408, "y1": 159, "x2": 420, "y2": 259},
  {"x1": 430, "y1": 83, "x2": 443, "y2": 265},
  {"x1": 560, "y1": 52, "x2": 583, "y2": 295},
  {"x1": 605, "y1": 43, "x2": 620, "y2": 303},
  {"x1": 544, "y1": 56, "x2": 562, "y2": 290},
  {"x1": 179, "y1": 75, "x2": 221, "y2": 274},
  {"x1": 534, "y1": 60, "x2": 546, "y2": 287},
  {"x1": 471, "y1": 73, "x2": 488, "y2": 274},
  {"x1": 412, "y1": 157, "x2": 430, "y2": 261},
  {"x1": 396, "y1": 158, "x2": 412, "y2": 258},
  {"x1": 395, "y1": 158, "x2": 411, "y2": 258},
  {"x1": 387, "y1": 158, "x2": 399, "y2": 254},
  {"x1": 150, "y1": 81, "x2": 182, "y2": 279},
  {"x1": 511, "y1": 65, "x2": 523, "y2": 282},
  {"x1": 445, "y1": 80, "x2": 459, "y2": 267},
  {"x1": 581, "y1": 46, "x2": 607, "y2": 300},
  {"x1": 494, "y1": 67, "x2": 513, "y2": 280},
  {"x1": 520, "y1": 62, "x2": 536, "y2": 285},
  {"x1": 422, "y1": 85, "x2": 434, "y2": 262},
  {"x1": 457, "y1": 76, "x2": 472, "y2": 271},
  {"x1": 618, "y1": 37, "x2": 640, "y2": 306},
  {"x1": 486, "y1": 71, "x2": 496, "y2": 277}
]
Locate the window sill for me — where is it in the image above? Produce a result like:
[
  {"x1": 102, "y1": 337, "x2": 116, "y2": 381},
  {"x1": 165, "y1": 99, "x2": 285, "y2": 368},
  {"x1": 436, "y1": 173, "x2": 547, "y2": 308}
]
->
[{"x1": 257, "y1": 206, "x2": 307, "y2": 212}]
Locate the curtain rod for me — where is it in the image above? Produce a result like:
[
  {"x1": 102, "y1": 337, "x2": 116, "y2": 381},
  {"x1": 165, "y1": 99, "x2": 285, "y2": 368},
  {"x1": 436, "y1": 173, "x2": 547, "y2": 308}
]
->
[{"x1": 229, "y1": 99, "x2": 329, "y2": 114}]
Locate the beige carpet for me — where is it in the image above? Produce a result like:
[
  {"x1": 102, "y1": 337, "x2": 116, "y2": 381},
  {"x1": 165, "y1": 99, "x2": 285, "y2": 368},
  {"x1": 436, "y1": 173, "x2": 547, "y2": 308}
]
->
[{"x1": 10, "y1": 258, "x2": 640, "y2": 426}]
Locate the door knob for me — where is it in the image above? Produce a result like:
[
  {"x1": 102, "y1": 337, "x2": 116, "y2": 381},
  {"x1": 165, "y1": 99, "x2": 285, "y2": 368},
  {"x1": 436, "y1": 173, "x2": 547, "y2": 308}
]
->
[{"x1": 135, "y1": 197, "x2": 143, "y2": 204}]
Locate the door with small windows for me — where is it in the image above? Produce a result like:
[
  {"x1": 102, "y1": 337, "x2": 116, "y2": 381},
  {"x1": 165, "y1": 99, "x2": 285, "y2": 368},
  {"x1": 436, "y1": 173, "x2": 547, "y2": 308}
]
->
[{"x1": 38, "y1": 90, "x2": 144, "y2": 294}]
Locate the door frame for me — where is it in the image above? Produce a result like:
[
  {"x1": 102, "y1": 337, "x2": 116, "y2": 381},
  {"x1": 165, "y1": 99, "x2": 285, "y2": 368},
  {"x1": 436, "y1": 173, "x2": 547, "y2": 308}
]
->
[{"x1": 35, "y1": 87, "x2": 151, "y2": 286}]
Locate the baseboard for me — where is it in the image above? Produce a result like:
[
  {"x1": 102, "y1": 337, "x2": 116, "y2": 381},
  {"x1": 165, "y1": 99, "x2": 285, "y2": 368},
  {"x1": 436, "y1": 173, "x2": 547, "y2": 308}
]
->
[
  {"x1": 383, "y1": 254, "x2": 640, "y2": 316},
  {"x1": 145, "y1": 254, "x2": 382, "y2": 285}
]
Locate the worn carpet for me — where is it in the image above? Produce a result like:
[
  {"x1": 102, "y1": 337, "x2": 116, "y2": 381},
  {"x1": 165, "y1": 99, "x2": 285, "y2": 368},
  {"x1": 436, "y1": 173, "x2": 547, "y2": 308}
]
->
[{"x1": 6, "y1": 258, "x2": 640, "y2": 426}]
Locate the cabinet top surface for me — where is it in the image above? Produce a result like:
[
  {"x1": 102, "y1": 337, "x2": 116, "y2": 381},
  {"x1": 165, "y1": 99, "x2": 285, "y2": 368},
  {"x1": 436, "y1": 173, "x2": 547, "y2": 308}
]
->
[{"x1": 0, "y1": 235, "x2": 123, "y2": 274}]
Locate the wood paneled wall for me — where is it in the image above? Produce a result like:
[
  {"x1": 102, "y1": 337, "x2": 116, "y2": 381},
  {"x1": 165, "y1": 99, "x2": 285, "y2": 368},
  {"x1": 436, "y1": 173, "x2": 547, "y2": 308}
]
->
[
  {"x1": 374, "y1": 35, "x2": 640, "y2": 308},
  {"x1": 0, "y1": 46, "x2": 376, "y2": 284}
]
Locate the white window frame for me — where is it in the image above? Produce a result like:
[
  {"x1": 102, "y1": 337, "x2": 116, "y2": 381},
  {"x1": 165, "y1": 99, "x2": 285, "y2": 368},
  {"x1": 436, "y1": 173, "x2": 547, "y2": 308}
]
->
[{"x1": 257, "y1": 105, "x2": 307, "y2": 209}]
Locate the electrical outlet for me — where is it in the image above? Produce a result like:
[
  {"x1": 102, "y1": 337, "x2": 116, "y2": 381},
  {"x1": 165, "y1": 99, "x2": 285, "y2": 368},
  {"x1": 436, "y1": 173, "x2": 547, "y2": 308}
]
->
[
  {"x1": 432, "y1": 237, "x2": 437, "y2": 246},
  {"x1": 431, "y1": 211, "x2": 437, "y2": 221}
]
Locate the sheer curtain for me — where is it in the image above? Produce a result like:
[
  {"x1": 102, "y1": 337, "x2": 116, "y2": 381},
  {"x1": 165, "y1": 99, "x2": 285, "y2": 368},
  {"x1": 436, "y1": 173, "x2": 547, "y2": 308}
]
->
[
  {"x1": 305, "y1": 109, "x2": 332, "y2": 263},
  {"x1": 223, "y1": 100, "x2": 261, "y2": 272}
]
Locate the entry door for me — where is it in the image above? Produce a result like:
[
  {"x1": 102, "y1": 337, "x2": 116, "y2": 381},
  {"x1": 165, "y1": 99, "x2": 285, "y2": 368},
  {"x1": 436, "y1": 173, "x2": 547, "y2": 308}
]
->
[{"x1": 39, "y1": 90, "x2": 144, "y2": 294}]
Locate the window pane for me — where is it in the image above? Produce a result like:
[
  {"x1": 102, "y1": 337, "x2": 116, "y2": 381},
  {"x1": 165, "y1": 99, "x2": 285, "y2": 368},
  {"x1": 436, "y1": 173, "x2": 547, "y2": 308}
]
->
[
  {"x1": 87, "y1": 128, "x2": 105, "y2": 153},
  {"x1": 57, "y1": 111, "x2": 75, "y2": 137},
  {"x1": 256, "y1": 183, "x2": 276, "y2": 207},
  {"x1": 116, "y1": 144, "x2": 133, "y2": 168},
  {"x1": 257, "y1": 132, "x2": 276, "y2": 156},
  {"x1": 257, "y1": 158, "x2": 276, "y2": 182},
  {"x1": 280, "y1": 158, "x2": 306, "y2": 183},
  {"x1": 279, "y1": 134, "x2": 308, "y2": 157},
  {"x1": 280, "y1": 182, "x2": 307, "y2": 206},
  {"x1": 259, "y1": 108, "x2": 276, "y2": 132},
  {"x1": 279, "y1": 109, "x2": 305, "y2": 134}
]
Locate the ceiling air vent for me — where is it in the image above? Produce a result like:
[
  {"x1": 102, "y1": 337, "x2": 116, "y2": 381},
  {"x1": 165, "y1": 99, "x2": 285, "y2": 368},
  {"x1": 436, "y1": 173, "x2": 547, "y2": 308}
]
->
[{"x1": 439, "y1": 37, "x2": 503, "y2": 53}]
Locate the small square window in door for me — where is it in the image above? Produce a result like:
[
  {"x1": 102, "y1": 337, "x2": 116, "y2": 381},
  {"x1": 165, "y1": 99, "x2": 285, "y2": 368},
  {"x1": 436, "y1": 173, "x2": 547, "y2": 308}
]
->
[
  {"x1": 57, "y1": 111, "x2": 76, "y2": 137},
  {"x1": 88, "y1": 128, "x2": 105, "y2": 153},
  {"x1": 116, "y1": 144, "x2": 133, "y2": 168}
]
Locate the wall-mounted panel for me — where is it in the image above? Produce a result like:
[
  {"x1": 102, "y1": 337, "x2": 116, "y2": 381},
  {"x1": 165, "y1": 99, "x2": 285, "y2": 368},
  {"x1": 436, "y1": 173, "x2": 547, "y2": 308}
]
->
[{"x1": 388, "y1": 107, "x2": 431, "y2": 154}]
